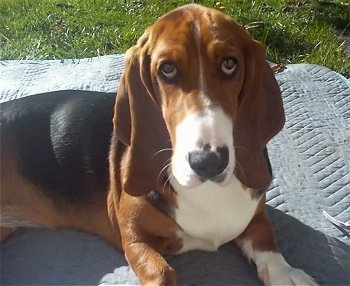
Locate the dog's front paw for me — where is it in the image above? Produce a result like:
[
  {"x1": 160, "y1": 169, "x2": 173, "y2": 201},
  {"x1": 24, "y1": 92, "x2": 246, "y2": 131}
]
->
[
  {"x1": 256, "y1": 252, "x2": 318, "y2": 286},
  {"x1": 258, "y1": 263, "x2": 318, "y2": 286}
]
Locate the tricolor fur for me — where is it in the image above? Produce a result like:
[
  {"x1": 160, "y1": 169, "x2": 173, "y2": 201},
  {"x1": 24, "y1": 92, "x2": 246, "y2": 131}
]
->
[{"x1": 0, "y1": 4, "x2": 317, "y2": 285}]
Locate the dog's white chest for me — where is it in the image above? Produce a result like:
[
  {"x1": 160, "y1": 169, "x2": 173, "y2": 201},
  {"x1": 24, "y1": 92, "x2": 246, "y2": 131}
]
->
[{"x1": 171, "y1": 177, "x2": 260, "y2": 253}]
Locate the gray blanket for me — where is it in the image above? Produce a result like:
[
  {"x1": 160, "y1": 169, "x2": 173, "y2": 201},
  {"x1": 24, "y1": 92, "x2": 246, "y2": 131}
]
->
[{"x1": 1, "y1": 55, "x2": 349, "y2": 285}]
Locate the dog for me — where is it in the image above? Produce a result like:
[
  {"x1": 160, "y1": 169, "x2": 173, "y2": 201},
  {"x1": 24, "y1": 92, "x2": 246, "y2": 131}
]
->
[{"x1": 0, "y1": 4, "x2": 317, "y2": 285}]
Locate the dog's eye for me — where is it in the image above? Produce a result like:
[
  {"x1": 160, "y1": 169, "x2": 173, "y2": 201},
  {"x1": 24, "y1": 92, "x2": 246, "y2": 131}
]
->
[
  {"x1": 221, "y1": 58, "x2": 237, "y2": 76},
  {"x1": 159, "y1": 62, "x2": 178, "y2": 80}
]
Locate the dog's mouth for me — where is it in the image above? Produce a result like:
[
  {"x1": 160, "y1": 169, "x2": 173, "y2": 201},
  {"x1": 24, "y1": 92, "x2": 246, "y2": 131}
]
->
[
  {"x1": 198, "y1": 171, "x2": 227, "y2": 184},
  {"x1": 171, "y1": 163, "x2": 233, "y2": 189}
]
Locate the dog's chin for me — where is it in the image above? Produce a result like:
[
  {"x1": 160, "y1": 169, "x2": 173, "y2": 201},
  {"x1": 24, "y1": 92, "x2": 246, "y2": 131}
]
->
[{"x1": 172, "y1": 170, "x2": 233, "y2": 189}]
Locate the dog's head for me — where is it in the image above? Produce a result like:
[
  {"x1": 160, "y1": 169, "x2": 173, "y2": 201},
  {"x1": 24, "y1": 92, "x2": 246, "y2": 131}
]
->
[{"x1": 114, "y1": 4, "x2": 285, "y2": 195}]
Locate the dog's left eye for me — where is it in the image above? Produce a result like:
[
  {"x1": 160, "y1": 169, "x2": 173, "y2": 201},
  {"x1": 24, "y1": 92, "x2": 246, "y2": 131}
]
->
[
  {"x1": 221, "y1": 58, "x2": 237, "y2": 76},
  {"x1": 159, "y1": 62, "x2": 178, "y2": 80}
]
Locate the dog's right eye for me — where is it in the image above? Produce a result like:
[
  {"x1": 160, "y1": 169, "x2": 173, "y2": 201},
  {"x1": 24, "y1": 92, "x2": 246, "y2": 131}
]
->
[
  {"x1": 221, "y1": 57, "x2": 237, "y2": 77},
  {"x1": 159, "y1": 62, "x2": 178, "y2": 81}
]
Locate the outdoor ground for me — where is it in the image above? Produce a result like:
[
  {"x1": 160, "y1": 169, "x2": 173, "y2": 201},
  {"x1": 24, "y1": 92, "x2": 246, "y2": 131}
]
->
[{"x1": 1, "y1": 0, "x2": 349, "y2": 77}]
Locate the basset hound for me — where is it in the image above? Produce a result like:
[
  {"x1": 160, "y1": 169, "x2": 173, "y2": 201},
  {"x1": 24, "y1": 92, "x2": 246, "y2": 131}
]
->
[{"x1": 0, "y1": 4, "x2": 318, "y2": 285}]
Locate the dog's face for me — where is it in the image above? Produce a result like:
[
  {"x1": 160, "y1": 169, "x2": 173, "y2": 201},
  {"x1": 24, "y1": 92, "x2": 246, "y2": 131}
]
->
[
  {"x1": 144, "y1": 6, "x2": 251, "y2": 188},
  {"x1": 115, "y1": 4, "x2": 284, "y2": 196}
]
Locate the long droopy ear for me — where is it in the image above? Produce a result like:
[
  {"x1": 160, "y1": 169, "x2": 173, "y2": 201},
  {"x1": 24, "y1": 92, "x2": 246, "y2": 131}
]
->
[
  {"x1": 112, "y1": 39, "x2": 170, "y2": 196},
  {"x1": 233, "y1": 39, "x2": 285, "y2": 190}
]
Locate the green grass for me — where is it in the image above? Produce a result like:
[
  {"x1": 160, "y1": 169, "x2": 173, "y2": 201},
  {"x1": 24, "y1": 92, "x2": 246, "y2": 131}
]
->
[{"x1": 1, "y1": 0, "x2": 349, "y2": 76}]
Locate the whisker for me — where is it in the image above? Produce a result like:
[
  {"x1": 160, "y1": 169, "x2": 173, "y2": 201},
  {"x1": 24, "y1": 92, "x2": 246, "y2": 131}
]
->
[
  {"x1": 234, "y1": 158, "x2": 247, "y2": 182},
  {"x1": 234, "y1": 145, "x2": 250, "y2": 153},
  {"x1": 162, "y1": 172, "x2": 174, "y2": 195},
  {"x1": 156, "y1": 159, "x2": 172, "y2": 184},
  {"x1": 152, "y1": 148, "x2": 173, "y2": 158}
]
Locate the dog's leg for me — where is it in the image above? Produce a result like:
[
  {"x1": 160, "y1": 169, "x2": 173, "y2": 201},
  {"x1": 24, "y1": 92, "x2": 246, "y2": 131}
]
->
[
  {"x1": 116, "y1": 195, "x2": 180, "y2": 286},
  {"x1": 235, "y1": 201, "x2": 318, "y2": 286}
]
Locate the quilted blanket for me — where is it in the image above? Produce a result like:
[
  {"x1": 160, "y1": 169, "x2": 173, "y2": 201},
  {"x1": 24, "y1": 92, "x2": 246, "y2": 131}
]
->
[{"x1": 1, "y1": 55, "x2": 349, "y2": 285}]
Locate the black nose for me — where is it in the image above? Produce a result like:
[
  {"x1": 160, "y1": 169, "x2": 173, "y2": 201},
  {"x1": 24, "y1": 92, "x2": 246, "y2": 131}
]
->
[{"x1": 188, "y1": 145, "x2": 229, "y2": 179}]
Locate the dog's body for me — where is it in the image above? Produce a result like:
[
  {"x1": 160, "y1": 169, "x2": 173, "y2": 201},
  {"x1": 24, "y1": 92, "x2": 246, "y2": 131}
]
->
[
  {"x1": 1, "y1": 4, "x2": 317, "y2": 285},
  {"x1": 0, "y1": 91, "x2": 118, "y2": 245}
]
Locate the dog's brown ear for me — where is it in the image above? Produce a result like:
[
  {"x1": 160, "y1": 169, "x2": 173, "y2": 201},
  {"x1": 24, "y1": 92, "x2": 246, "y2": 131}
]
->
[
  {"x1": 113, "y1": 72, "x2": 131, "y2": 146},
  {"x1": 234, "y1": 39, "x2": 285, "y2": 190},
  {"x1": 112, "y1": 40, "x2": 170, "y2": 196}
]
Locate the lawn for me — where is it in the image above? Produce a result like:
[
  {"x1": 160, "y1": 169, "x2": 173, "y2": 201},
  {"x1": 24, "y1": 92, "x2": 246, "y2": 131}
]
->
[{"x1": 1, "y1": 0, "x2": 349, "y2": 77}]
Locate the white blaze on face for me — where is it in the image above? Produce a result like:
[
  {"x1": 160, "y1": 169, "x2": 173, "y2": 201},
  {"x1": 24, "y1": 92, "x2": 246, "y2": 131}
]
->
[
  {"x1": 194, "y1": 20, "x2": 207, "y2": 101},
  {"x1": 170, "y1": 19, "x2": 235, "y2": 188}
]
